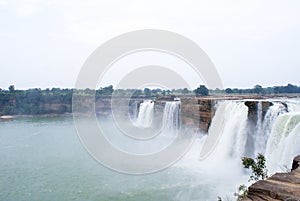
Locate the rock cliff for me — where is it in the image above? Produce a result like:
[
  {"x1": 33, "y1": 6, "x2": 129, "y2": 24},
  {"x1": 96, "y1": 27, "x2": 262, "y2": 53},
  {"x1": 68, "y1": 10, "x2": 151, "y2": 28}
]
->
[
  {"x1": 180, "y1": 98, "x2": 216, "y2": 132},
  {"x1": 244, "y1": 155, "x2": 300, "y2": 201},
  {"x1": 93, "y1": 96, "x2": 279, "y2": 133}
]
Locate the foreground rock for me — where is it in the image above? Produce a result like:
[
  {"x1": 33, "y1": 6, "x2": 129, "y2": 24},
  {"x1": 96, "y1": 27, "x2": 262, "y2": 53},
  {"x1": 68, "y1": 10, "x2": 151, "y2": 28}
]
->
[{"x1": 245, "y1": 155, "x2": 300, "y2": 200}]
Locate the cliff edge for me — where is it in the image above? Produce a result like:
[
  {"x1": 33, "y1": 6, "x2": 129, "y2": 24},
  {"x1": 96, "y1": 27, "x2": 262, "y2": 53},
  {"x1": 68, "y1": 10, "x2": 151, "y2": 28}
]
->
[{"x1": 244, "y1": 155, "x2": 300, "y2": 201}]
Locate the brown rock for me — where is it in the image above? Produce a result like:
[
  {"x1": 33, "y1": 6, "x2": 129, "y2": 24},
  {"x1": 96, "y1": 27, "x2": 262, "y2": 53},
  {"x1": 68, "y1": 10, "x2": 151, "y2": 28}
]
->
[{"x1": 245, "y1": 155, "x2": 300, "y2": 201}]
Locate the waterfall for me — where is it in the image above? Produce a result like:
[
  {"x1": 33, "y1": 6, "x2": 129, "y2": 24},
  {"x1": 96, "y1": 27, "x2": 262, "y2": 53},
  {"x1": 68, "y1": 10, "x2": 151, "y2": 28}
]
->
[
  {"x1": 129, "y1": 98, "x2": 300, "y2": 174},
  {"x1": 265, "y1": 112, "x2": 300, "y2": 173},
  {"x1": 202, "y1": 101, "x2": 249, "y2": 160},
  {"x1": 129, "y1": 101, "x2": 139, "y2": 121},
  {"x1": 199, "y1": 98, "x2": 300, "y2": 175},
  {"x1": 286, "y1": 100, "x2": 300, "y2": 112},
  {"x1": 254, "y1": 102, "x2": 287, "y2": 155},
  {"x1": 134, "y1": 100, "x2": 154, "y2": 128},
  {"x1": 257, "y1": 101, "x2": 263, "y2": 133},
  {"x1": 254, "y1": 102, "x2": 264, "y2": 154},
  {"x1": 162, "y1": 101, "x2": 181, "y2": 134},
  {"x1": 262, "y1": 102, "x2": 287, "y2": 137}
]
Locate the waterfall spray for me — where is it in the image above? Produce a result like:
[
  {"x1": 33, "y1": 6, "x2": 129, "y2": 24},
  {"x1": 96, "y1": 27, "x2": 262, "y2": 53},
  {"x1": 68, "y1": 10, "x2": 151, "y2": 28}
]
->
[
  {"x1": 203, "y1": 101, "x2": 249, "y2": 160},
  {"x1": 135, "y1": 100, "x2": 154, "y2": 128},
  {"x1": 265, "y1": 112, "x2": 300, "y2": 173},
  {"x1": 254, "y1": 101, "x2": 264, "y2": 154},
  {"x1": 129, "y1": 101, "x2": 139, "y2": 121},
  {"x1": 162, "y1": 101, "x2": 181, "y2": 134}
]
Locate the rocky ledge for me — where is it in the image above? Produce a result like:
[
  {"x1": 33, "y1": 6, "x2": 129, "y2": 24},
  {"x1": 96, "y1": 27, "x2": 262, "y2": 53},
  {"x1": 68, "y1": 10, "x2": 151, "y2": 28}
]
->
[{"x1": 244, "y1": 155, "x2": 300, "y2": 200}]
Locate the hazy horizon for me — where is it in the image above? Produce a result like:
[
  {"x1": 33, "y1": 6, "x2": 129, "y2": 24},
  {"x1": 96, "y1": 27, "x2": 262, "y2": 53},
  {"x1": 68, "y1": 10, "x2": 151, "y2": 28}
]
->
[
  {"x1": 1, "y1": 83, "x2": 300, "y2": 91},
  {"x1": 1, "y1": 0, "x2": 300, "y2": 89}
]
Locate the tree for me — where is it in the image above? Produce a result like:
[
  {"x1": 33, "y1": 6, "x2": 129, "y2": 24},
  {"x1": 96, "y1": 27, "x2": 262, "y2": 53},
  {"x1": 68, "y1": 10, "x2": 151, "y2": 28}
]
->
[
  {"x1": 144, "y1": 88, "x2": 151, "y2": 97},
  {"x1": 9, "y1": 85, "x2": 15, "y2": 93},
  {"x1": 253, "y1": 85, "x2": 264, "y2": 94},
  {"x1": 194, "y1": 85, "x2": 209, "y2": 96},
  {"x1": 233, "y1": 154, "x2": 268, "y2": 200},
  {"x1": 274, "y1": 86, "x2": 280, "y2": 94},
  {"x1": 242, "y1": 153, "x2": 268, "y2": 181},
  {"x1": 235, "y1": 185, "x2": 248, "y2": 201},
  {"x1": 182, "y1": 88, "x2": 189, "y2": 94},
  {"x1": 102, "y1": 85, "x2": 114, "y2": 95},
  {"x1": 285, "y1": 83, "x2": 297, "y2": 93},
  {"x1": 132, "y1": 89, "x2": 142, "y2": 97},
  {"x1": 218, "y1": 154, "x2": 269, "y2": 201},
  {"x1": 225, "y1": 88, "x2": 233, "y2": 94}
]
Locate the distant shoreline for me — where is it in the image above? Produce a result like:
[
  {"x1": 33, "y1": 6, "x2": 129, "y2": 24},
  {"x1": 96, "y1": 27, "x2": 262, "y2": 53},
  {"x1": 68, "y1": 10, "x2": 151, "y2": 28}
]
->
[
  {"x1": 12, "y1": 113, "x2": 73, "y2": 118},
  {"x1": 0, "y1": 113, "x2": 73, "y2": 121},
  {"x1": 0, "y1": 94, "x2": 298, "y2": 120}
]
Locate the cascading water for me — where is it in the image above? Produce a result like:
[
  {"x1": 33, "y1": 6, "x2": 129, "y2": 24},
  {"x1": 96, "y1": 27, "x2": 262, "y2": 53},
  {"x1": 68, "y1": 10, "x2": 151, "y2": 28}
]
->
[
  {"x1": 254, "y1": 101, "x2": 264, "y2": 154},
  {"x1": 204, "y1": 99, "x2": 300, "y2": 174},
  {"x1": 254, "y1": 101, "x2": 287, "y2": 155},
  {"x1": 204, "y1": 101, "x2": 249, "y2": 161},
  {"x1": 262, "y1": 102, "x2": 287, "y2": 139},
  {"x1": 124, "y1": 97, "x2": 300, "y2": 179},
  {"x1": 129, "y1": 101, "x2": 139, "y2": 121},
  {"x1": 134, "y1": 100, "x2": 154, "y2": 128},
  {"x1": 257, "y1": 101, "x2": 263, "y2": 132},
  {"x1": 162, "y1": 101, "x2": 181, "y2": 134},
  {"x1": 265, "y1": 112, "x2": 300, "y2": 173},
  {"x1": 286, "y1": 100, "x2": 300, "y2": 112}
]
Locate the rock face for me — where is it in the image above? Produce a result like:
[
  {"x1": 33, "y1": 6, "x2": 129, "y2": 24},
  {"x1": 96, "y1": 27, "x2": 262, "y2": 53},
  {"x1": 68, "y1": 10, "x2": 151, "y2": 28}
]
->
[
  {"x1": 245, "y1": 155, "x2": 300, "y2": 200},
  {"x1": 180, "y1": 98, "x2": 215, "y2": 132},
  {"x1": 244, "y1": 101, "x2": 274, "y2": 122},
  {"x1": 92, "y1": 97, "x2": 278, "y2": 133},
  {"x1": 197, "y1": 99, "x2": 215, "y2": 132},
  {"x1": 181, "y1": 98, "x2": 276, "y2": 133},
  {"x1": 244, "y1": 101, "x2": 274, "y2": 157}
]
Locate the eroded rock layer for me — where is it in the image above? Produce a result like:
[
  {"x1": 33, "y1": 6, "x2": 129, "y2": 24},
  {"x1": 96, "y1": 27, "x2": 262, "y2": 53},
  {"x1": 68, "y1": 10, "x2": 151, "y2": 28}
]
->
[{"x1": 245, "y1": 155, "x2": 300, "y2": 201}]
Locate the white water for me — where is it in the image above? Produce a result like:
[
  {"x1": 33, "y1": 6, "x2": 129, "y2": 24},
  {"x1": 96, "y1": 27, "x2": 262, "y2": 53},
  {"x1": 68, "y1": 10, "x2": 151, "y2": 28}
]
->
[
  {"x1": 262, "y1": 102, "x2": 287, "y2": 143},
  {"x1": 178, "y1": 101, "x2": 251, "y2": 199},
  {"x1": 204, "y1": 101, "x2": 249, "y2": 161},
  {"x1": 203, "y1": 99, "x2": 300, "y2": 175},
  {"x1": 101, "y1": 101, "x2": 182, "y2": 155},
  {"x1": 254, "y1": 102, "x2": 287, "y2": 155},
  {"x1": 162, "y1": 101, "x2": 181, "y2": 134},
  {"x1": 4, "y1": 99, "x2": 300, "y2": 200},
  {"x1": 127, "y1": 99, "x2": 300, "y2": 198},
  {"x1": 134, "y1": 100, "x2": 154, "y2": 128},
  {"x1": 132, "y1": 99, "x2": 300, "y2": 175},
  {"x1": 265, "y1": 112, "x2": 300, "y2": 173},
  {"x1": 254, "y1": 101, "x2": 263, "y2": 154},
  {"x1": 286, "y1": 99, "x2": 300, "y2": 112},
  {"x1": 129, "y1": 101, "x2": 139, "y2": 121}
]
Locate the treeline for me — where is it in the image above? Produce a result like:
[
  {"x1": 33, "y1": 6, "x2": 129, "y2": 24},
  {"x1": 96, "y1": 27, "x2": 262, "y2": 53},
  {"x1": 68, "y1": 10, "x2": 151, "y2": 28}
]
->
[
  {"x1": 0, "y1": 86, "x2": 73, "y2": 115},
  {"x1": 217, "y1": 84, "x2": 300, "y2": 95},
  {"x1": 0, "y1": 85, "x2": 190, "y2": 115},
  {"x1": 0, "y1": 83, "x2": 299, "y2": 115}
]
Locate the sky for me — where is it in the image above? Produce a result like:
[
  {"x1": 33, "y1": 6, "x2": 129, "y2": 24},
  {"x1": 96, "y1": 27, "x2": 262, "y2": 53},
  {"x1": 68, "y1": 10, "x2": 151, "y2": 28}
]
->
[{"x1": 0, "y1": 0, "x2": 300, "y2": 90}]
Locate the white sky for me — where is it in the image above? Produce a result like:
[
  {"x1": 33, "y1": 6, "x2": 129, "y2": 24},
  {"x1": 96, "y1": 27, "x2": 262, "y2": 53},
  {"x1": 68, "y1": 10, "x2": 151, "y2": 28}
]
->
[{"x1": 0, "y1": 0, "x2": 300, "y2": 89}]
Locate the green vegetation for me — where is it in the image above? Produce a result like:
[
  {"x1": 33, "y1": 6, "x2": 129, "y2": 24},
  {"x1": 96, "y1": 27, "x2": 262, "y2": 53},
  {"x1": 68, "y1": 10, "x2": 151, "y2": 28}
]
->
[
  {"x1": 220, "y1": 83, "x2": 300, "y2": 95},
  {"x1": 242, "y1": 153, "x2": 268, "y2": 182},
  {"x1": 218, "y1": 154, "x2": 268, "y2": 201},
  {"x1": 234, "y1": 185, "x2": 248, "y2": 201},
  {"x1": 194, "y1": 85, "x2": 209, "y2": 96},
  {"x1": 1, "y1": 83, "x2": 300, "y2": 116},
  {"x1": 0, "y1": 86, "x2": 73, "y2": 115},
  {"x1": 234, "y1": 154, "x2": 268, "y2": 200}
]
